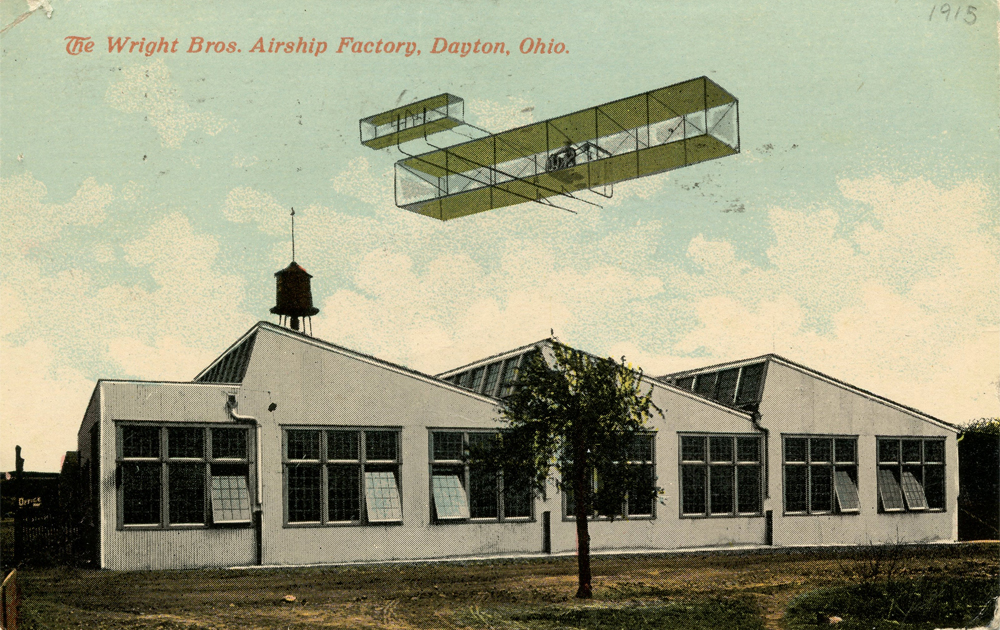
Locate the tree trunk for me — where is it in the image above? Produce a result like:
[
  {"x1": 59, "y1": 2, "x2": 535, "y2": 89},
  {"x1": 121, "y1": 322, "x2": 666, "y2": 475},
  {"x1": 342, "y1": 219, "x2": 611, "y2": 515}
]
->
[{"x1": 573, "y1": 457, "x2": 592, "y2": 599}]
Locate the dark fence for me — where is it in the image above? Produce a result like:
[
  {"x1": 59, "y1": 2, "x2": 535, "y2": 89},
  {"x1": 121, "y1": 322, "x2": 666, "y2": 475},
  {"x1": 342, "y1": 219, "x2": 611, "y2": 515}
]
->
[{"x1": 12, "y1": 513, "x2": 86, "y2": 567}]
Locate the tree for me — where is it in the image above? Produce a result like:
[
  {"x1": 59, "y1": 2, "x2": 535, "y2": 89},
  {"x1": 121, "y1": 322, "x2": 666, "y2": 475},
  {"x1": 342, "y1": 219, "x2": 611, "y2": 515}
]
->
[{"x1": 474, "y1": 342, "x2": 661, "y2": 598}]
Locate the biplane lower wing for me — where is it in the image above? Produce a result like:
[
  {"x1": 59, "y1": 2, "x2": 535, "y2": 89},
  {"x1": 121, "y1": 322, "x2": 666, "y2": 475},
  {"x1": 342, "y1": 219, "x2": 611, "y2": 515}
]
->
[{"x1": 373, "y1": 77, "x2": 740, "y2": 220}]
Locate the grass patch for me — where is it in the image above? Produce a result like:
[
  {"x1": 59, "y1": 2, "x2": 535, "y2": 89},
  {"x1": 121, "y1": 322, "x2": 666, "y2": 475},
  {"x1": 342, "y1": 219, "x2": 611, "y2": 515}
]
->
[
  {"x1": 785, "y1": 576, "x2": 998, "y2": 629},
  {"x1": 461, "y1": 597, "x2": 766, "y2": 630}
]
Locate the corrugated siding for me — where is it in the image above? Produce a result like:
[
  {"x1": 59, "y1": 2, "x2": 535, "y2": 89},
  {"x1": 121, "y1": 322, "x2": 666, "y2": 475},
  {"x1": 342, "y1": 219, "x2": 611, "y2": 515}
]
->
[{"x1": 106, "y1": 528, "x2": 255, "y2": 570}]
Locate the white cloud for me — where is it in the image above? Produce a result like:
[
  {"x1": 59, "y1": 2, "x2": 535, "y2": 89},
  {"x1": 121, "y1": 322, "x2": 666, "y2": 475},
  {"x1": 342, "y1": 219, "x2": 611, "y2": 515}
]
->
[
  {"x1": 466, "y1": 96, "x2": 535, "y2": 131},
  {"x1": 105, "y1": 59, "x2": 229, "y2": 148},
  {"x1": 1, "y1": 173, "x2": 113, "y2": 254}
]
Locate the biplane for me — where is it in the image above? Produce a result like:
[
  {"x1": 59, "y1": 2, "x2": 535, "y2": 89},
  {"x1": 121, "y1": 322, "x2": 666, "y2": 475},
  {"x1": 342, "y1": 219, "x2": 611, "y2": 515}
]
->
[{"x1": 359, "y1": 77, "x2": 739, "y2": 220}]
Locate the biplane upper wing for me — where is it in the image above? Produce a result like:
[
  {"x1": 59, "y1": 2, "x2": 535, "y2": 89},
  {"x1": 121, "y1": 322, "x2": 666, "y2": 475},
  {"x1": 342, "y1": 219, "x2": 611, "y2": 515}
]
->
[{"x1": 360, "y1": 94, "x2": 465, "y2": 150}]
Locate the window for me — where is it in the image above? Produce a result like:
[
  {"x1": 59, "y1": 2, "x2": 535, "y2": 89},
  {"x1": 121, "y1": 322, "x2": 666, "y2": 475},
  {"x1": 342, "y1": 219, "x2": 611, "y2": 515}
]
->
[
  {"x1": 680, "y1": 434, "x2": 762, "y2": 517},
  {"x1": 117, "y1": 424, "x2": 252, "y2": 528},
  {"x1": 282, "y1": 428, "x2": 402, "y2": 525},
  {"x1": 564, "y1": 433, "x2": 656, "y2": 519},
  {"x1": 445, "y1": 350, "x2": 539, "y2": 398},
  {"x1": 671, "y1": 362, "x2": 766, "y2": 407},
  {"x1": 429, "y1": 431, "x2": 533, "y2": 522},
  {"x1": 783, "y1": 436, "x2": 858, "y2": 515},
  {"x1": 877, "y1": 437, "x2": 945, "y2": 512}
]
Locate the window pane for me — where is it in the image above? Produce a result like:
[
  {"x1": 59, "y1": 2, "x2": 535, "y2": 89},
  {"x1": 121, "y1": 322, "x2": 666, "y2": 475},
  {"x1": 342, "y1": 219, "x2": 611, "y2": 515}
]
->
[
  {"x1": 878, "y1": 439, "x2": 899, "y2": 464},
  {"x1": 834, "y1": 468, "x2": 860, "y2": 512},
  {"x1": 810, "y1": 464, "x2": 833, "y2": 512},
  {"x1": 924, "y1": 441, "x2": 944, "y2": 463},
  {"x1": 710, "y1": 437, "x2": 733, "y2": 462},
  {"x1": 503, "y1": 470, "x2": 533, "y2": 519},
  {"x1": 737, "y1": 465, "x2": 761, "y2": 514},
  {"x1": 737, "y1": 437, "x2": 759, "y2": 462},
  {"x1": 287, "y1": 464, "x2": 321, "y2": 522},
  {"x1": 877, "y1": 467, "x2": 905, "y2": 511},
  {"x1": 834, "y1": 439, "x2": 856, "y2": 464},
  {"x1": 212, "y1": 428, "x2": 247, "y2": 459},
  {"x1": 365, "y1": 431, "x2": 398, "y2": 461},
  {"x1": 736, "y1": 363, "x2": 765, "y2": 404},
  {"x1": 627, "y1": 464, "x2": 654, "y2": 516},
  {"x1": 469, "y1": 367, "x2": 485, "y2": 392},
  {"x1": 628, "y1": 434, "x2": 653, "y2": 462},
  {"x1": 168, "y1": 463, "x2": 205, "y2": 524},
  {"x1": 327, "y1": 431, "x2": 359, "y2": 461},
  {"x1": 715, "y1": 368, "x2": 739, "y2": 404},
  {"x1": 287, "y1": 430, "x2": 320, "y2": 460},
  {"x1": 168, "y1": 428, "x2": 204, "y2": 459},
  {"x1": 925, "y1": 466, "x2": 945, "y2": 509},
  {"x1": 681, "y1": 465, "x2": 706, "y2": 514},
  {"x1": 469, "y1": 465, "x2": 498, "y2": 519},
  {"x1": 122, "y1": 461, "x2": 161, "y2": 525},
  {"x1": 900, "y1": 467, "x2": 928, "y2": 510},
  {"x1": 694, "y1": 372, "x2": 717, "y2": 397},
  {"x1": 123, "y1": 426, "x2": 160, "y2": 458},
  {"x1": 328, "y1": 464, "x2": 361, "y2": 521},
  {"x1": 710, "y1": 466, "x2": 734, "y2": 514},
  {"x1": 810, "y1": 439, "x2": 832, "y2": 463},
  {"x1": 902, "y1": 440, "x2": 922, "y2": 463},
  {"x1": 483, "y1": 362, "x2": 503, "y2": 396},
  {"x1": 784, "y1": 465, "x2": 808, "y2": 512},
  {"x1": 459, "y1": 371, "x2": 474, "y2": 389},
  {"x1": 681, "y1": 436, "x2": 706, "y2": 462},
  {"x1": 499, "y1": 358, "x2": 521, "y2": 397},
  {"x1": 432, "y1": 432, "x2": 464, "y2": 461},
  {"x1": 675, "y1": 376, "x2": 694, "y2": 391},
  {"x1": 365, "y1": 469, "x2": 402, "y2": 522},
  {"x1": 211, "y1": 463, "x2": 252, "y2": 523},
  {"x1": 785, "y1": 438, "x2": 806, "y2": 463}
]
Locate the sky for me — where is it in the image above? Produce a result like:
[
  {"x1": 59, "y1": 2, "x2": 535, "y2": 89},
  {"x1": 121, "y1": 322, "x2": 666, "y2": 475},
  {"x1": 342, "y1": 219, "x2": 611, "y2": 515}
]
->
[{"x1": 1, "y1": 1, "x2": 998, "y2": 471}]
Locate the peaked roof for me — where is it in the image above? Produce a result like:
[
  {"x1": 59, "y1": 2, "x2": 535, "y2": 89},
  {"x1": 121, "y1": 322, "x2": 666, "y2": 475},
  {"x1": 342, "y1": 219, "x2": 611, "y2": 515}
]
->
[
  {"x1": 192, "y1": 321, "x2": 499, "y2": 402},
  {"x1": 658, "y1": 353, "x2": 958, "y2": 432}
]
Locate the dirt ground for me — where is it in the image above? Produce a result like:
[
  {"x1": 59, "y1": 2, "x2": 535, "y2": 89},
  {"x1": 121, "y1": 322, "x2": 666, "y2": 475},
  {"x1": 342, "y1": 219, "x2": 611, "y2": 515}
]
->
[{"x1": 14, "y1": 542, "x2": 999, "y2": 630}]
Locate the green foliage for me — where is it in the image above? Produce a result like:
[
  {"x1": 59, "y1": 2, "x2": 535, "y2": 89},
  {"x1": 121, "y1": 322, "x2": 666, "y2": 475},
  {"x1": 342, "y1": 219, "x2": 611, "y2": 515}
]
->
[
  {"x1": 785, "y1": 576, "x2": 998, "y2": 629},
  {"x1": 477, "y1": 343, "x2": 662, "y2": 519},
  {"x1": 464, "y1": 597, "x2": 766, "y2": 630},
  {"x1": 962, "y1": 417, "x2": 1000, "y2": 437}
]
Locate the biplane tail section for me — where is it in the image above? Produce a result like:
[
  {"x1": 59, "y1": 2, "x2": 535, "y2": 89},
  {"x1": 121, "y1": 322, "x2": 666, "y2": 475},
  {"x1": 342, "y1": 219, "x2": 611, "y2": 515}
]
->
[
  {"x1": 360, "y1": 94, "x2": 465, "y2": 150},
  {"x1": 360, "y1": 77, "x2": 739, "y2": 220}
]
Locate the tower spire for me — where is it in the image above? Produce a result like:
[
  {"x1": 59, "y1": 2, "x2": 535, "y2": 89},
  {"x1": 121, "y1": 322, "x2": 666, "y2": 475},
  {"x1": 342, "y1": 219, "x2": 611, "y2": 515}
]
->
[{"x1": 290, "y1": 208, "x2": 296, "y2": 262}]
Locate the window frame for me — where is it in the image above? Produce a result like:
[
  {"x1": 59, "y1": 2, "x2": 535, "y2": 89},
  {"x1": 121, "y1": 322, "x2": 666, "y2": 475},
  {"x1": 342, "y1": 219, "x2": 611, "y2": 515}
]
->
[
  {"x1": 678, "y1": 433, "x2": 763, "y2": 519},
  {"x1": 428, "y1": 429, "x2": 534, "y2": 524},
  {"x1": 781, "y1": 434, "x2": 859, "y2": 516},
  {"x1": 876, "y1": 436, "x2": 946, "y2": 513},
  {"x1": 562, "y1": 431, "x2": 658, "y2": 522},
  {"x1": 281, "y1": 426, "x2": 403, "y2": 527},
  {"x1": 115, "y1": 422, "x2": 253, "y2": 530}
]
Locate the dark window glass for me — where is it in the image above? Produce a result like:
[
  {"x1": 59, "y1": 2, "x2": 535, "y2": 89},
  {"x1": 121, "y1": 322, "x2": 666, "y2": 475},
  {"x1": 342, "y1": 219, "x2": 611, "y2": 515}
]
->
[
  {"x1": 627, "y1": 464, "x2": 654, "y2": 516},
  {"x1": 834, "y1": 439, "x2": 856, "y2": 463},
  {"x1": 681, "y1": 465, "x2": 706, "y2": 514},
  {"x1": 710, "y1": 437, "x2": 733, "y2": 462},
  {"x1": 499, "y1": 358, "x2": 521, "y2": 397},
  {"x1": 122, "y1": 461, "x2": 161, "y2": 525},
  {"x1": 737, "y1": 465, "x2": 761, "y2": 513},
  {"x1": 924, "y1": 441, "x2": 944, "y2": 463},
  {"x1": 737, "y1": 437, "x2": 760, "y2": 462},
  {"x1": 287, "y1": 430, "x2": 320, "y2": 460},
  {"x1": 287, "y1": 464, "x2": 321, "y2": 522},
  {"x1": 924, "y1": 466, "x2": 945, "y2": 509},
  {"x1": 785, "y1": 465, "x2": 808, "y2": 512},
  {"x1": 675, "y1": 376, "x2": 695, "y2": 391},
  {"x1": 694, "y1": 372, "x2": 717, "y2": 397},
  {"x1": 628, "y1": 434, "x2": 653, "y2": 462},
  {"x1": 810, "y1": 438, "x2": 832, "y2": 463},
  {"x1": 328, "y1": 464, "x2": 361, "y2": 521},
  {"x1": 715, "y1": 368, "x2": 739, "y2": 404},
  {"x1": 736, "y1": 363, "x2": 765, "y2": 404},
  {"x1": 785, "y1": 438, "x2": 807, "y2": 462},
  {"x1": 469, "y1": 465, "x2": 498, "y2": 519},
  {"x1": 810, "y1": 465, "x2": 833, "y2": 512},
  {"x1": 681, "y1": 436, "x2": 706, "y2": 462},
  {"x1": 483, "y1": 362, "x2": 503, "y2": 396},
  {"x1": 469, "y1": 367, "x2": 485, "y2": 392},
  {"x1": 432, "y1": 432, "x2": 464, "y2": 461},
  {"x1": 169, "y1": 463, "x2": 205, "y2": 524},
  {"x1": 212, "y1": 428, "x2": 247, "y2": 459},
  {"x1": 902, "y1": 440, "x2": 922, "y2": 463},
  {"x1": 365, "y1": 431, "x2": 397, "y2": 460},
  {"x1": 879, "y1": 439, "x2": 899, "y2": 463},
  {"x1": 168, "y1": 428, "x2": 204, "y2": 459},
  {"x1": 327, "y1": 430, "x2": 359, "y2": 460},
  {"x1": 459, "y1": 371, "x2": 474, "y2": 389},
  {"x1": 502, "y1": 469, "x2": 533, "y2": 518},
  {"x1": 710, "y1": 466, "x2": 734, "y2": 514},
  {"x1": 123, "y1": 426, "x2": 160, "y2": 458}
]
